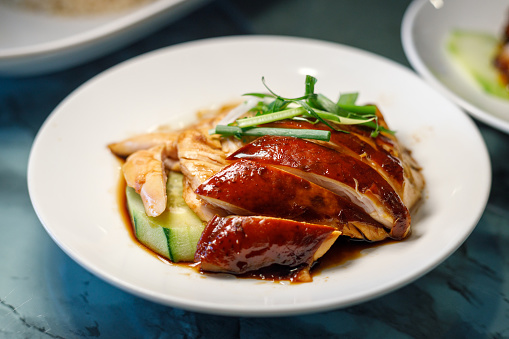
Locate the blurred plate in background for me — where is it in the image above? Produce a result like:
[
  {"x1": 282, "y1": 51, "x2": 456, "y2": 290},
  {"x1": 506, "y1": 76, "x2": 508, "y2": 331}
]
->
[
  {"x1": 402, "y1": 0, "x2": 509, "y2": 133},
  {"x1": 0, "y1": 0, "x2": 208, "y2": 76}
]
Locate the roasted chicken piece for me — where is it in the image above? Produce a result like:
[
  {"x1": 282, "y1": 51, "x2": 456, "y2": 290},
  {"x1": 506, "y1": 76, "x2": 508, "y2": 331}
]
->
[
  {"x1": 228, "y1": 135, "x2": 411, "y2": 240},
  {"x1": 121, "y1": 144, "x2": 169, "y2": 217},
  {"x1": 108, "y1": 132, "x2": 180, "y2": 159},
  {"x1": 265, "y1": 119, "x2": 424, "y2": 210},
  {"x1": 110, "y1": 104, "x2": 244, "y2": 219},
  {"x1": 177, "y1": 125, "x2": 244, "y2": 222},
  {"x1": 195, "y1": 215, "x2": 340, "y2": 281},
  {"x1": 111, "y1": 96, "x2": 424, "y2": 281},
  {"x1": 195, "y1": 159, "x2": 390, "y2": 241}
]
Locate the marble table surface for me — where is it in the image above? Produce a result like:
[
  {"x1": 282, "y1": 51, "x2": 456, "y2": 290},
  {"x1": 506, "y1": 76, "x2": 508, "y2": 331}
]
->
[{"x1": 1, "y1": 0, "x2": 508, "y2": 337}]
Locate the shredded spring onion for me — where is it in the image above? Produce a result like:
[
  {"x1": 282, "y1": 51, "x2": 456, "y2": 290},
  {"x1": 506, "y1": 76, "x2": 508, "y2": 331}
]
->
[
  {"x1": 210, "y1": 125, "x2": 331, "y2": 141},
  {"x1": 209, "y1": 75, "x2": 394, "y2": 139}
]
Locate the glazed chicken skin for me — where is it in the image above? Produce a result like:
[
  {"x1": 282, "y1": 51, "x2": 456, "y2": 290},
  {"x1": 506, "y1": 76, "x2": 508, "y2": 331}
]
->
[
  {"x1": 110, "y1": 100, "x2": 424, "y2": 281},
  {"x1": 226, "y1": 136, "x2": 411, "y2": 240},
  {"x1": 195, "y1": 159, "x2": 389, "y2": 239},
  {"x1": 195, "y1": 215, "x2": 340, "y2": 281},
  {"x1": 266, "y1": 114, "x2": 423, "y2": 210}
]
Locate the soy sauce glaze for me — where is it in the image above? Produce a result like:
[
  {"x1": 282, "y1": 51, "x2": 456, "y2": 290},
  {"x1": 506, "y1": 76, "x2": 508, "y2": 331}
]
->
[{"x1": 116, "y1": 169, "x2": 393, "y2": 281}]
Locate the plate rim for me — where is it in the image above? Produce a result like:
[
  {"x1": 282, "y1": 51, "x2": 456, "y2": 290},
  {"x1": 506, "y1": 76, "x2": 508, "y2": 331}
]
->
[{"x1": 27, "y1": 35, "x2": 492, "y2": 316}]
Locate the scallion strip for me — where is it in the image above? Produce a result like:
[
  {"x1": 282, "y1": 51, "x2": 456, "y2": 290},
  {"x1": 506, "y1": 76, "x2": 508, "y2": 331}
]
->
[
  {"x1": 297, "y1": 99, "x2": 339, "y2": 131},
  {"x1": 286, "y1": 108, "x2": 374, "y2": 125},
  {"x1": 236, "y1": 107, "x2": 306, "y2": 128},
  {"x1": 361, "y1": 121, "x2": 395, "y2": 136},
  {"x1": 337, "y1": 92, "x2": 359, "y2": 105},
  {"x1": 305, "y1": 75, "x2": 317, "y2": 96},
  {"x1": 210, "y1": 125, "x2": 331, "y2": 141},
  {"x1": 337, "y1": 104, "x2": 377, "y2": 115},
  {"x1": 240, "y1": 75, "x2": 395, "y2": 137},
  {"x1": 315, "y1": 94, "x2": 375, "y2": 117},
  {"x1": 236, "y1": 106, "x2": 375, "y2": 129}
]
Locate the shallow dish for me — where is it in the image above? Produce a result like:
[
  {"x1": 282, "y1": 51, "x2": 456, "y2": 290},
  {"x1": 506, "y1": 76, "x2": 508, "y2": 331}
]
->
[
  {"x1": 402, "y1": 0, "x2": 509, "y2": 133},
  {"x1": 28, "y1": 36, "x2": 491, "y2": 316},
  {"x1": 0, "y1": 0, "x2": 207, "y2": 76}
]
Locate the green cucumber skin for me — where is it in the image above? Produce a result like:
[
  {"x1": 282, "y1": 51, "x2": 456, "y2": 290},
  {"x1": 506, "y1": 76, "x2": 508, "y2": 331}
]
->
[
  {"x1": 447, "y1": 30, "x2": 509, "y2": 100},
  {"x1": 165, "y1": 172, "x2": 205, "y2": 262},
  {"x1": 164, "y1": 227, "x2": 202, "y2": 262},
  {"x1": 126, "y1": 186, "x2": 171, "y2": 259},
  {"x1": 125, "y1": 172, "x2": 204, "y2": 262}
]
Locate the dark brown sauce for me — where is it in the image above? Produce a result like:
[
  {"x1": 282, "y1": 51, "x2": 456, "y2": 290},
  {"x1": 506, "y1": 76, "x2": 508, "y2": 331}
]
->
[
  {"x1": 232, "y1": 237, "x2": 393, "y2": 283},
  {"x1": 116, "y1": 166, "x2": 395, "y2": 282},
  {"x1": 313, "y1": 237, "x2": 394, "y2": 274}
]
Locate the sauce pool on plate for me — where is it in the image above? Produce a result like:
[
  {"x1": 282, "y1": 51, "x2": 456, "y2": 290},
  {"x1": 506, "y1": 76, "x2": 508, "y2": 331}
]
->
[{"x1": 116, "y1": 167, "x2": 393, "y2": 282}]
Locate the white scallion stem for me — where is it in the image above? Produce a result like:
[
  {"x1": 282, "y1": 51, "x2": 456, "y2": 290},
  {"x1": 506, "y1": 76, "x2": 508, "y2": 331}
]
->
[{"x1": 217, "y1": 98, "x2": 261, "y2": 125}]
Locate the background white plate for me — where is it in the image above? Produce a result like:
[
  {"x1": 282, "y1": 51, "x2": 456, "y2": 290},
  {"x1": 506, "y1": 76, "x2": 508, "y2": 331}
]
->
[
  {"x1": 28, "y1": 36, "x2": 491, "y2": 316},
  {"x1": 0, "y1": 0, "x2": 207, "y2": 76},
  {"x1": 402, "y1": 0, "x2": 509, "y2": 134}
]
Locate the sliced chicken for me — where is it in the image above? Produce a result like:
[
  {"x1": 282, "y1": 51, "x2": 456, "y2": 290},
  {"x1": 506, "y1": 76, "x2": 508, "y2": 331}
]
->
[
  {"x1": 122, "y1": 144, "x2": 168, "y2": 217},
  {"x1": 195, "y1": 159, "x2": 390, "y2": 241},
  {"x1": 108, "y1": 132, "x2": 180, "y2": 159},
  {"x1": 176, "y1": 108, "x2": 249, "y2": 218},
  {"x1": 195, "y1": 215, "x2": 340, "y2": 281},
  {"x1": 266, "y1": 120, "x2": 404, "y2": 193},
  {"x1": 112, "y1": 99, "x2": 424, "y2": 280},
  {"x1": 177, "y1": 128, "x2": 226, "y2": 190},
  {"x1": 182, "y1": 179, "x2": 227, "y2": 222},
  {"x1": 176, "y1": 102, "x2": 251, "y2": 189},
  {"x1": 272, "y1": 118, "x2": 424, "y2": 209},
  {"x1": 227, "y1": 135, "x2": 411, "y2": 239},
  {"x1": 112, "y1": 104, "x2": 245, "y2": 218},
  {"x1": 265, "y1": 119, "x2": 424, "y2": 210}
]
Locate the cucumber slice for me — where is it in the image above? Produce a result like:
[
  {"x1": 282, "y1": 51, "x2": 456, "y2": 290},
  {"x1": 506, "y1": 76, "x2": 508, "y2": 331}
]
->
[
  {"x1": 447, "y1": 29, "x2": 509, "y2": 99},
  {"x1": 125, "y1": 171, "x2": 205, "y2": 262}
]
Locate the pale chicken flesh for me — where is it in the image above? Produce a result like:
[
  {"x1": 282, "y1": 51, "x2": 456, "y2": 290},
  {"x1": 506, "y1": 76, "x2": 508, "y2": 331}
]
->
[{"x1": 121, "y1": 144, "x2": 168, "y2": 217}]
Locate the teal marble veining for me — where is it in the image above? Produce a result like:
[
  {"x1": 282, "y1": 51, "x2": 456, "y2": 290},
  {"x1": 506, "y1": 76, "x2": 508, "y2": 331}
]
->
[{"x1": 1, "y1": 0, "x2": 508, "y2": 337}]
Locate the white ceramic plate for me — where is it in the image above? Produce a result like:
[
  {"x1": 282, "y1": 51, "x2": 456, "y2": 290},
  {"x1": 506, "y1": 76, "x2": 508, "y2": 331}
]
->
[
  {"x1": 28, "y1": 36, "x2": 491, "y2": 316},
  {"x1": 402, "y1": 0, "x2": 509, "y2": 134},
  {"x1": 0, "y1": 0, "x2": 207, "y2": 76}
]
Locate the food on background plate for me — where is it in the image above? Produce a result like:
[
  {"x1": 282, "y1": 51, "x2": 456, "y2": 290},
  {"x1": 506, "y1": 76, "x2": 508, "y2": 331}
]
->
[
  {"x1": 0, "y1": 0, "x2": 154, "y2": 15},
  {"x1": 494, "y1": 16, "x2": 509, "y2": 87},
  {"x1": 108, "y1": 76, "x2": 425, "y2": 282},
  {"x1": 446, "y1": 15, "x2": 509, "y2": 100}
]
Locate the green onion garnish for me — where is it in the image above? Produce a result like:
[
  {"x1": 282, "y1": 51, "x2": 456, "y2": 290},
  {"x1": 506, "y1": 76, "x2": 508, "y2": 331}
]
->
[
  {"x1": 337, "y1": 92, "x2": 359, "y2": 106},
  {"x1": 236, "y1": 107, "x2": 305, "y2": 128},
  {"x1": 211, "y1": 75, "x2": 394, "y2": 139},
  {"x1": 210, "y1": 125, "x2": 331, "y2": 141}
]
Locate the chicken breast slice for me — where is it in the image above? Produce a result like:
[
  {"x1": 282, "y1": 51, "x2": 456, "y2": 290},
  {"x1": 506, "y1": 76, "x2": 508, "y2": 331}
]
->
[
  {"x1": 195, "y1": 215, "x2": 340, "y2": 282},
  {"x1": 228, "y1": 135, "x2": 411, "y2": 239},
  {"x1": 122, "y1": 144, "x2": 168, "y2": 217},
  {"x1": 195, "y1": 159, "x2": 390, "y2": 241}
]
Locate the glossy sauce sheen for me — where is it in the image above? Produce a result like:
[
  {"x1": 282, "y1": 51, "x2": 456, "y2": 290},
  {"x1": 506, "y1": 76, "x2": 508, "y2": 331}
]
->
[
  {"x1": 117, "y1": 169, "x2": 391, "y2": 281},
  {"x1": 196, "y1": 159, "x2": 384, "y2": 229},
  {"x1": 267, "y1": 120, "x2": 405, "y2": 193},
  {"x1": 228, "y1": 135, "x2": 409, "y2": 239},
  {"x1": 195, "y1": 215, "x2": 336, "y2": 274},
  {"x1": 117, "y1": 168, "x2": 165, "y2": 261}
]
